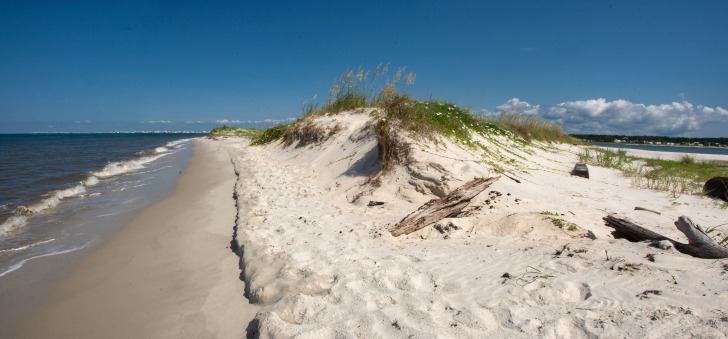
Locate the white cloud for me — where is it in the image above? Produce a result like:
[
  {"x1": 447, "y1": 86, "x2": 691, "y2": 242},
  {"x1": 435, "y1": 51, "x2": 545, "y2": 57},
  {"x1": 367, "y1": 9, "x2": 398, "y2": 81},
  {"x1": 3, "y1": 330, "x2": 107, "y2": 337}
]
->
[
  {"x1": 215, "y1": 119, "x2": 242, "y2": 124},
  {"x1": 480, "y1": 97, "x2": 728, "y2": 136},
  {"x1": 496, "y1": 98, "x2": 540, "y2": 115},
  {"x1": 543, "y1": 98, "x2": 728, "y2": 136},
  {"x1": 145, "y1": 120, "x2": 172, "y2": 124},
  {"x1": 75, "y1": 119, "x2": 92, "y2": 124}
]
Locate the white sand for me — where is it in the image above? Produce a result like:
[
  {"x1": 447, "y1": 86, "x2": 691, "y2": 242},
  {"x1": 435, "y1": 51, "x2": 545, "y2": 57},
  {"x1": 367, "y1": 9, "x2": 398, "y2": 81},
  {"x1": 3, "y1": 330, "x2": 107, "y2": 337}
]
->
[{"x1": 221, "y1": 111, "x2": 728, "y2": 338}]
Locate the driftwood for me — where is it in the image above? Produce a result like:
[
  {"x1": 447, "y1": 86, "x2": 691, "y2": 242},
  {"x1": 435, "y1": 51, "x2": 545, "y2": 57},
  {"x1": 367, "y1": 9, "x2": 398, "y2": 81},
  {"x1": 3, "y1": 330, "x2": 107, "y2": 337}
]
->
[
  {"x1": 390, "y1": 176, "x2": 500, "y2": 237},
  {"x1": 634, "y1": 206, "x2": 661, "y2": 215},
  {"x1": 603, "y1": 215, "x2": 728, "y2": 259},
  {"x1": 571, "y1": 163, "x2": 589, "y2": 179},
  {"x1": 703, "y1": 177, "x2": 728, "y2": 201}
]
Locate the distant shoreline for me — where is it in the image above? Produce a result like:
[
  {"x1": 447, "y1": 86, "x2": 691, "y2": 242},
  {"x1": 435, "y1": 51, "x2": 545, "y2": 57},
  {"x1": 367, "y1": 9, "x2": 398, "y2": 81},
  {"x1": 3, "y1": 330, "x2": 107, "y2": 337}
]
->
[{"x1": 591, "y1": 142, "x2": 727, "y2": 150}]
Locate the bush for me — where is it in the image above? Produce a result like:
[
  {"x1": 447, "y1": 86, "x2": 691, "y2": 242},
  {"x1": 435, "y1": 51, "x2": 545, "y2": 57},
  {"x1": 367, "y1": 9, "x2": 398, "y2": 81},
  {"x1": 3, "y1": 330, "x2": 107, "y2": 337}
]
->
[{"x1": 250, "y1": 125, "x2": 289, "y2": 145}]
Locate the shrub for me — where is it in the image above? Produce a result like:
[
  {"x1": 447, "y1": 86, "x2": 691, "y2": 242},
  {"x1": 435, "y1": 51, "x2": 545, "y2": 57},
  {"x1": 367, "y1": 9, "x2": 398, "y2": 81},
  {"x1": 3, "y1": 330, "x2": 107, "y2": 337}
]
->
[
  {"x1": 208, "y1": 125, "x2": 262, "y2": 139},
  {"x1": 250, "y1": 125, "x2": 289, "y2": 145}
]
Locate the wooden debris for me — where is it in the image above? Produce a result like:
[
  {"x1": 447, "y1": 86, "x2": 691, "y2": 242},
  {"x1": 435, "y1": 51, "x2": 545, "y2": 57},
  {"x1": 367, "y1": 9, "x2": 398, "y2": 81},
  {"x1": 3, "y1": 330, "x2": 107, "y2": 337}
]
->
[
  {"x1": 703, "y1": 176, "x2": 728, "y2": 201},
  {"x1": 634, "y1": 206, "x2": 661, "y2": 215},
  {"x1": 571, "y1": 163, "x2": 589, "y2": 179},
  {"x1": 603, "y1": 215, "x2": 728, "y2": 259},
  {"x1": 367, "y1": 201, "x2": 385, "y2": 207},
  {"x1": 390, "y1": 176, "x2": 500, "y2": 237}
]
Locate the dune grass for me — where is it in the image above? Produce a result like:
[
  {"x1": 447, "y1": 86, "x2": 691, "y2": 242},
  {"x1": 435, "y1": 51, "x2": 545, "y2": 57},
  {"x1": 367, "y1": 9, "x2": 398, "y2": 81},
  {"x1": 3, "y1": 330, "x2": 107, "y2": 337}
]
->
[
  {"x1": 208, "y1": 125, "x2": 262, "y2": 139},
  {"x1": 483, "y1": 113, "x2": 580, "y2": 144},
  {"x1": 251, "y1": 65, "x2": 577, "y2": 171},
  {"x1": 579, "y1": 147, "x2": 728, "y2": 197}
]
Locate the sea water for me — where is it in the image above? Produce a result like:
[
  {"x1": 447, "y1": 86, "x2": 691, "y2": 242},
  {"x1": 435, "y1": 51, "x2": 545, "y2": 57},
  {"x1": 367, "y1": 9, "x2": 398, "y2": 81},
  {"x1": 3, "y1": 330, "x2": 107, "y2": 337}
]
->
[
  {"x1": 592, "y1": 142, "x2": 728, "y2": 156},
  {"x1": 0, "y1": 133, "x2": 205, "y2": 278}
]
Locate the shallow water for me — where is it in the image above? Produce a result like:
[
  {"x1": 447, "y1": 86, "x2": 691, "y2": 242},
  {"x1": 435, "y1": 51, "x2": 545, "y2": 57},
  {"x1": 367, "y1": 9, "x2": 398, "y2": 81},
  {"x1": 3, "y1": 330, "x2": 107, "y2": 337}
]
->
[{"x1": 0, "y1": 133, "x2": 204, "y2": 277}]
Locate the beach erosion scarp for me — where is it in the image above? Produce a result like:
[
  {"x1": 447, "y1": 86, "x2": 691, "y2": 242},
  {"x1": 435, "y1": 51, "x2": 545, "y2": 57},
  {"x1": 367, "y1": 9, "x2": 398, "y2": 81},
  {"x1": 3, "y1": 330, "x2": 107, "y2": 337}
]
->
[{"x1": 222, "y1": 110, "x2": 728, "y2": 338}]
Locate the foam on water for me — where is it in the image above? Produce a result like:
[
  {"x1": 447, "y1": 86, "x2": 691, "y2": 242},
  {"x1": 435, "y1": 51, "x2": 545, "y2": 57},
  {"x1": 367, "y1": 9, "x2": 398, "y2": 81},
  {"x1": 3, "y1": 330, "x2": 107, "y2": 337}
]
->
[
  {"x1": 18, "y1": 184, "x2": 87, "y2": 215},
  {"x1": 92, "y1": 153, "x2": 167, "y2": 179},
  {"x1": 0, "y1": 238, "x2": 97, "y2": 278},
  {"x1": 0, "y1": 137, "x2": 196, "y2": 240},
  {"x1": 166, "y1": 138, "x2": 194, "y2": 148},
  {"x1": 0, "y1": 238, "x2": 55, "y2": 254},
  {"x1": 0, "y1": 216, "x2": 28, "y2": 238}
]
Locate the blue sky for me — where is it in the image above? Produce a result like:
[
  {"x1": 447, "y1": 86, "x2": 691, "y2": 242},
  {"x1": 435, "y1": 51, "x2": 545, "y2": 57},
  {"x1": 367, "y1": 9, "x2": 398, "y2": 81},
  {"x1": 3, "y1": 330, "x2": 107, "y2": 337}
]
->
[{"x1": 1, "y1": 1, "x2": 727, "y2": 136}]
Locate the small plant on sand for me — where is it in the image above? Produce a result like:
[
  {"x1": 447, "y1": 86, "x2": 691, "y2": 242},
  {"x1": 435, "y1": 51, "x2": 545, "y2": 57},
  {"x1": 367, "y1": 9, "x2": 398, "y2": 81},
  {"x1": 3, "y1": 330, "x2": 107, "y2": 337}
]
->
[
  {"x1": 516, "y1": 266, "x2": 556, "y2": 286},
  {"x1": 679, "y1": 153, "x2": 697, "y2": 165}
]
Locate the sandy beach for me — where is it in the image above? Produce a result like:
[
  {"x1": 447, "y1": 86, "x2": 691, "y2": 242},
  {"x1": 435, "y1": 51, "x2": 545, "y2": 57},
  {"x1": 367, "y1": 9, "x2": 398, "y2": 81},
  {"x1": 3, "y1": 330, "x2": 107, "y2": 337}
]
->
[
  {"x1": 2, "y1": 113, "x2": 725, "y2": 338},
  {"x1": 222, "y1": 111, "x2": 727, "y2": 337},
  {"x1": 9, "y1": 139, "x2": 257, "y2": 338}
]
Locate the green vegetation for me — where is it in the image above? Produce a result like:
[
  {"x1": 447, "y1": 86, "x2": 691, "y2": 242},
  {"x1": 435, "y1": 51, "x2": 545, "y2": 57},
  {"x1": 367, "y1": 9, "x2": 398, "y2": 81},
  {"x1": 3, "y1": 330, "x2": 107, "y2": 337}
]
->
[
  {"x1": 579, "y1": 147, "x2": 728, "y2": 197},
  {"x1": 578, "y1": 148, "x2": 635, "y2": 170},
  {"x1": 250, "y1": 65, "x2": 578, "y2": 172},
  {"x1": 484, "y1": 112, "x2": 580, "y2": 143},
  {"x1": 208, "y1": 125, "x2": 262, "y2": 139},
  {"x1": 250, "y1": 125, "x2": 289, "y2": 145}
]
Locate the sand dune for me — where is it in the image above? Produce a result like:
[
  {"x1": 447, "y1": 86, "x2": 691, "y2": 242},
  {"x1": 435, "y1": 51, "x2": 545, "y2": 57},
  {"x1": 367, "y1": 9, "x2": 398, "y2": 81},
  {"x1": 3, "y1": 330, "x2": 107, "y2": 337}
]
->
[{"x1": 222, "y1": 110, "x2": 728, "y2": 338}]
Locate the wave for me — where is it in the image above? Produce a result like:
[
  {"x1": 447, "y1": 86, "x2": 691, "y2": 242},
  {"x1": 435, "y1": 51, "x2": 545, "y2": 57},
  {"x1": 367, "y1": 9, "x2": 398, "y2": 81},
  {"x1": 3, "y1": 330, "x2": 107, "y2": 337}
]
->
[
  {"x1": 166, "y1": 138, "x2": 195, "y2": 148},
  {"x1": 18, "y1": 184, "x2": 87, "y2": 214},
  {"x1": 0, "y1": 216, "x2": 28, "y2": 238},
  {"x1": 1, "y1": 142, "x2": 176, "y2": 239},
  {"x1": 92, "y1": 153, "x2": 167, "y2": 179},
  {"x1": 0, "y1": 238, "x2": 55, "y2": 254},
  {"x1": 0, "y1": 238, "x2": 97, "y2": 278}
]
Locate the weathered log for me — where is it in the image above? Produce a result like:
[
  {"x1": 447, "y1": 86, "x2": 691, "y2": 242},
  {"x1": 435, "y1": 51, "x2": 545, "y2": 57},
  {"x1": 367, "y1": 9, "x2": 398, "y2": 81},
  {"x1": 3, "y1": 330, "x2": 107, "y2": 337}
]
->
[
  {"x1": 571, "y1": 163, "x2": 589, "y2": 179},
  {"x1": 390, "y1": 176, "x2": 500, "y2": 237},
  {"x1": 603, "y1": 215, "x2": 728, "y2": 259},
  {"x1": 703, "y1": 177, "x2": 728, "y2": 201}
]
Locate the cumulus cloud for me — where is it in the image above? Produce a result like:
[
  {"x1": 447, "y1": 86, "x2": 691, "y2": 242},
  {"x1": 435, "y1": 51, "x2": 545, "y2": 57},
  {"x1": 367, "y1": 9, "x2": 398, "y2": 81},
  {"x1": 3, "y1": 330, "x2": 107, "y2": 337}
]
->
[
  {"x1": 145, "y1": 120, "x2": 172, "y2": 124},
  {"x1": 543, "y1": 98, "x2": 728, "y2": 136},
  {"x1": 496, "y1": 98, "x2": 540, "y2": 115}
]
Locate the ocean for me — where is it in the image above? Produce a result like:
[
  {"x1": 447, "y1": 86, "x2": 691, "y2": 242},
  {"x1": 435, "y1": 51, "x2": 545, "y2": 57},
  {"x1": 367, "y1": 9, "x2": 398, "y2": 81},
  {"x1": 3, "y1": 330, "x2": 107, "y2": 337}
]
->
[
  {"x1": 0, "y1": 133, "x2": 205, "y2": 277},
  {"x1": 591, "y1": 142, "x2": 728, "y2": 156}
]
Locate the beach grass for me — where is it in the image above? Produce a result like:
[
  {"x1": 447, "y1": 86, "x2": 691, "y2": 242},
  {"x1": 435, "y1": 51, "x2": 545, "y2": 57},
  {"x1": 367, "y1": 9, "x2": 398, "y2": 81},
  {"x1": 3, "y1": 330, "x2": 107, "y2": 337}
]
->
[
  {"x1": 579, "y1": 147, "x2": 728, "y2": 197},
  {"x1": 482, "y1": 112, "x2": 580, "y2": 144},
  {"x1": 250, "y1": 66, "x2": 580, "y2": 170}
]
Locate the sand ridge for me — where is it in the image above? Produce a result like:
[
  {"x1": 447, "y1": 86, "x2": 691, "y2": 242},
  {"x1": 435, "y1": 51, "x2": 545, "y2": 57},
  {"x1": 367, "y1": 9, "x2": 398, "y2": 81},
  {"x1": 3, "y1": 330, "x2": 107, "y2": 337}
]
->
[{"x1": 223, "y1": 110, "x2": 728, "y2": 338}]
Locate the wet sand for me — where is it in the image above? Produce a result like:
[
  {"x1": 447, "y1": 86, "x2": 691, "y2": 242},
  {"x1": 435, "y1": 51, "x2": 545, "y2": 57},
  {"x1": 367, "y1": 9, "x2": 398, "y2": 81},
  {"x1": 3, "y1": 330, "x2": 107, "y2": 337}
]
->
[{"x1": 11, "y1": 139, "x2": 257, "y2": 338}]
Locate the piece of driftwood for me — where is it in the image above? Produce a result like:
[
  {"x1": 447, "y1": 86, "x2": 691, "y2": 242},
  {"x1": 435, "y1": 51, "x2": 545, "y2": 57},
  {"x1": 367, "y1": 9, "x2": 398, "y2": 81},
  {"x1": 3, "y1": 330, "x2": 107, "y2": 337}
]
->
[
  {"x1": 390, "y1": 176, "x2": 500, "y2": 237},
  {"x1": 571, "y1": 163, "x2": 589, "y2": 179},
  {"x1": 367, "y1": 201, "x2": 385, "y2": 207},
  {"x1": 703, "y1": 177, "x2": 728, "y2": 201},
  {"x1": 634, "y1": 206, "x2": 661, "y2": 215},
  {"x1": 603, "y1": 215, "x2": 728, "y2": 259}
]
